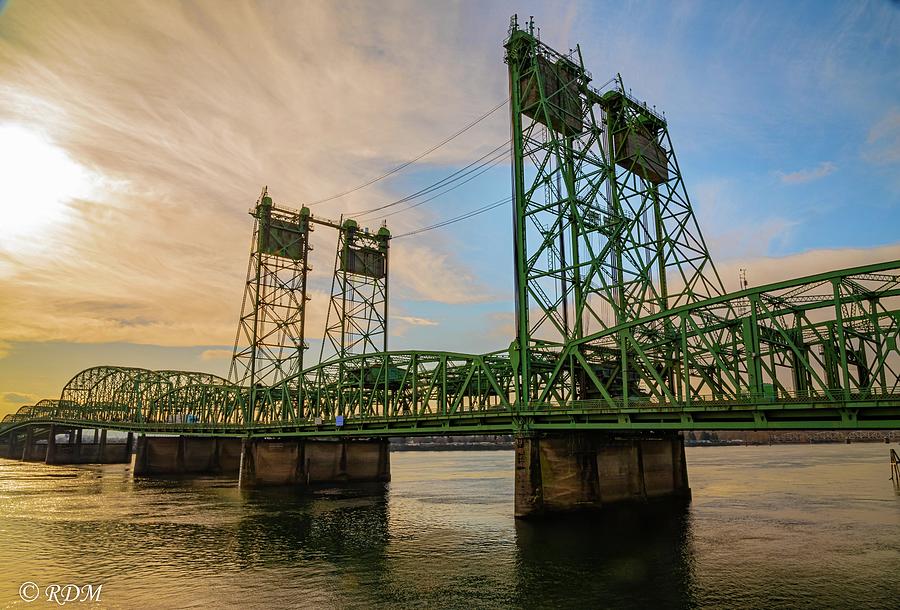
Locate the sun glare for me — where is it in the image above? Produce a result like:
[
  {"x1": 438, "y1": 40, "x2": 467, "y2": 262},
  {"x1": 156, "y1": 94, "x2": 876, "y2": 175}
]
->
[{"x1": 0, "y1": 124, "x2": 94, "y2": 245}]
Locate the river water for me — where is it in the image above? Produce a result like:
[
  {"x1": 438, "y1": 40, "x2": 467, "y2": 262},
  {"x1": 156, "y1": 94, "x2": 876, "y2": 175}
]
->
[{"x1": 0, "y1": 444, "x2": 898, "y2": 608}]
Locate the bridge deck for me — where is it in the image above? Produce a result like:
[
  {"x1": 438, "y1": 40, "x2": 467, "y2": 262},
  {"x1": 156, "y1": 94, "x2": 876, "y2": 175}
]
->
[{"x1": 2, "y1": 394, "x2": 898, "y2": 439}]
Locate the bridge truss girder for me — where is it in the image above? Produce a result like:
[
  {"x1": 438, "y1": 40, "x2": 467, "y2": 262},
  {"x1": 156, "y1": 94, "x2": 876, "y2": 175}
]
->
[{"x1": 3, "y1": 262, "x2": 899, "y2": 438}]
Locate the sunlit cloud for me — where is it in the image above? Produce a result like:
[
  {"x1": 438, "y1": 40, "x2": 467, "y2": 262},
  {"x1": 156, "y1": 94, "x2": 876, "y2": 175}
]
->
[
  {"x1": 391, "y1": 242, "x2": 502, "y2": 304},
  {"x1": 0, "y1": 123, "x2": 98, "y2": 249},
  {"x1": 0, "y1": 0, "x2": 513, "y2": 352},
  {"x1": 691, "y1": 178, "x2": 801, "y2": 260},
  {"x1": 715, "y1": 243, "x2": 900, "y2": 293}
]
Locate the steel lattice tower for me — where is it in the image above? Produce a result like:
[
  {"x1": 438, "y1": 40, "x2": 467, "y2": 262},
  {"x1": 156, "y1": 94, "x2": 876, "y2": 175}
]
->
[
  {"x1": 320, "y1": 219, "x2": 391, "y2": 362},
  {"x1": 229, "y1": 189, "x2": 311, "y2": 387},
  {"x1": 505, "y1": 16, "x2": 725, "y2": 403}
]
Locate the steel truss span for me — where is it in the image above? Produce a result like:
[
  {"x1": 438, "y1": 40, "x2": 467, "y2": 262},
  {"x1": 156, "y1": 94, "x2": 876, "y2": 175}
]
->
[
  {"x1": 3, "y1": 261, "x2": 899, "y2": 437},
  {"x1": 2, "y1": 17, "x2": 899, "y2": 441}
]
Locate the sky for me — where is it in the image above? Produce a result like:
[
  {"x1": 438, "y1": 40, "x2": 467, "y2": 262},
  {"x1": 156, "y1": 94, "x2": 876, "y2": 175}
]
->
[{"x1": 0, "y1": 0, "x2": 898, "y2": 417}]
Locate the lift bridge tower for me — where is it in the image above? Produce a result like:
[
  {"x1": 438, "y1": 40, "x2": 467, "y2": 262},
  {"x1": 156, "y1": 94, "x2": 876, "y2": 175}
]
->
[
  {"x1": 320, "y1": 219, "x2": 391, "y2": 362},
  {"x1": 229, "y1": 189, "x2": 390, "y2": 389},
  {"x1": 505, "y1": 16, "x2": 725, "y2": 405}
]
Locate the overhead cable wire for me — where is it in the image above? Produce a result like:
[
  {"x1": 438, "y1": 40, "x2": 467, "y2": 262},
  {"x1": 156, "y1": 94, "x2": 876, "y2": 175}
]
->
[
  {"x1": 392, "y1": 196, "x2": 510, "y2": 239},
  {"x1": 356, "y1": 143, "x2": 511, "y2": 220},
  {"x1": 353, "y1": 139, "x2": 510, "y2": 217},
  {"x1": 370, "y1": 151, "x2": 510, "y2": 221},
  {"x1": 303, "y1": 98, "x2": 509, "y2": 207}
]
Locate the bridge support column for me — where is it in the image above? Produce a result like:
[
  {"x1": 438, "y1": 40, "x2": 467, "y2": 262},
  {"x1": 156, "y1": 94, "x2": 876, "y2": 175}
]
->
[
  {"x1": 45, "y1": 425, "x2": 58, "y2": 464},
  {"x1": 0, "y1": 433, "x2": 10, "y2": 459},
  {"x1": 21, "y1": 425, "x2": 48, "y2": 462},
  {"x1": 6, "y1": 430, "x2": 20, "y2": 459},
  {"x1": 239, "y1": 438, "x2": 391, "y2": 488},
  {"x1": 133, "y1": 435, "x2": 241, "y2": 476},
  {"x1": 98, "y1": 429, "x2": 107, "y2": 459},
  {"x1": 46, "y1": 427, "x2": 131, "y2": 464},
  {"x1": 514, "y1": 431, "x2": 690, "y2": 518},
  {"x1": 21, "y1": 426, "x2": 33, "y2": 460}
]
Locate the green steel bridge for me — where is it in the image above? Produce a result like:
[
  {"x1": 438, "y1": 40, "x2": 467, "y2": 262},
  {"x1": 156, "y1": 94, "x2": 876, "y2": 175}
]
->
[
  {"x1": 4, "y1": 257, "x2": 899, "y2": 440},
  {"x1": 2, "y1": 17, "x2": 900, "y2": 444}
]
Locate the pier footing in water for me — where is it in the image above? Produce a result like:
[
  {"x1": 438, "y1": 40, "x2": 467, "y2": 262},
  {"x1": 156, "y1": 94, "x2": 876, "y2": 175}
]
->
[
  {"x1": 133, "y1": 435, "x2": 242, "y2": 476},
  {"x1": 45, "y1": 426, "x2": 134, "y2": 464},
  {"x1": 238, "y1": 438, "x2": 391, "y2": 487},
  {"x1": 514, "y1": 431, "x2": 690, "y2": 518}
]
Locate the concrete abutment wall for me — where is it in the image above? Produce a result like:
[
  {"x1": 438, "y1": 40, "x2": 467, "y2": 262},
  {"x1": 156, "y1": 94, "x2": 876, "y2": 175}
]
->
[
  {"x1": 238, "y1": 438, "x2": 391, "y2": 487},
  {"x1": 514, "y1": 432, "x2": 690, "y2": 518}
]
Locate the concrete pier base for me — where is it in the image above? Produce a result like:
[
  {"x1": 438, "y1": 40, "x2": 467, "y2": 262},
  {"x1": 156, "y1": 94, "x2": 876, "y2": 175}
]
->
[
  {"x1": 133, "y1": 435, "x2": 242, "y2": 476},
  {"x1": 514, "y1": 432, "x2": 690, "y2": 518},
  {"x1": 45, "y1": 427, "x2": 134, "y2": 465},
  {"x1": 239, "y1": 438, "x2": 391, "y2": 487},
  {"x1": 20, "y1": 426, "x2": 49, "y2": 462}
]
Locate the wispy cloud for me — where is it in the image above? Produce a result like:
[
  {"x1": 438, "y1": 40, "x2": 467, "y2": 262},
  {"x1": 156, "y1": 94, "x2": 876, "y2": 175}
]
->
[
  {"x1": 389, "y1": 313, "x2": 440, "y2": 338},
  {"x1": 0, "y1": 1, "x2": 519, "y2": 351},
  {"x1": 1, "y1": 392, "x2": 35, "y2": 405},
  {"x1": 866, "y1": 107, "x2": 900, "y2": 164},
  {"x1": 392, "y1": 316, "x2": 438, "y2": 327},
  {"x1": 391, "y1": 243, "x2": 501, "y2": 304},
  {"x1": 200, "y1": 349, "x2": 232, "y2": 361},
  {"x1": 777, "y1": 161, "x2": 837, "y2": 184},
  {"x1": 692, "y1": 178, "x2": 800, "y2": 260}
]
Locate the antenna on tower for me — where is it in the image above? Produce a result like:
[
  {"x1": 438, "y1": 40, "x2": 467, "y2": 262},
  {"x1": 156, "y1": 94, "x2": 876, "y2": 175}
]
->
[{"x1": 739, "y1": 268, "x2": 748, "y2": 290}]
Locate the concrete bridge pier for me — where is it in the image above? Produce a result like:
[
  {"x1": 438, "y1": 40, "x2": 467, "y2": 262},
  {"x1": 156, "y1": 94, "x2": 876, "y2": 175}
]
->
[
  {"x1": 132, "y1": 435, "x2": 242, "y2": 476},
  {"x1": 514, "y1": 431, "x2": 690, "y2": 518},
  {"x1": 15, "y1": 425, "x2": 51, "y2": 462},
  {"x1": 0, "y1": 426, "x2": 56, "y2": 461},
  {"x1": 238, "y1": 438, "x2": 391, "y2": 488},
  {"x1": 3, "y1": 430, "x2": 21, "y2": 460},
  {"x1": 45, "y1": 426, "x2": 134, "y2": 465}
]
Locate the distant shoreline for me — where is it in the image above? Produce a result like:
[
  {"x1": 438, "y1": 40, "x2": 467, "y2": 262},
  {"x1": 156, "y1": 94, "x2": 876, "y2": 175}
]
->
[{"x1": 390, "y1": 435, "x2": 897, "y2": 451}]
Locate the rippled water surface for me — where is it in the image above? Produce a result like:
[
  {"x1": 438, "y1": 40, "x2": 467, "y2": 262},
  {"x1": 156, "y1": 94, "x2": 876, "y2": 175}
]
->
[{"x1": 1, "y1": 444, "x2": 899, "y2": 608}]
